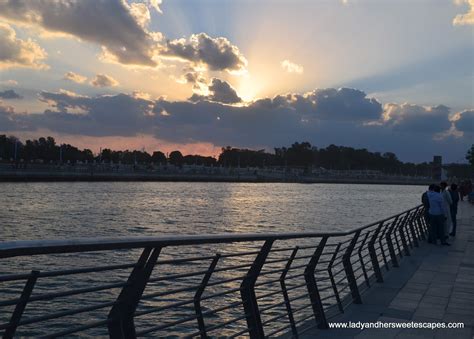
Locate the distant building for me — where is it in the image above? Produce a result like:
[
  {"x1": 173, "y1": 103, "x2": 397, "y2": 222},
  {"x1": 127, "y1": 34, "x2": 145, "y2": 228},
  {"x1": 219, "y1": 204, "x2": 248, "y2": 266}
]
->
[{"x1": 432, "y1": 155, "x2": 442, "y2": 180}]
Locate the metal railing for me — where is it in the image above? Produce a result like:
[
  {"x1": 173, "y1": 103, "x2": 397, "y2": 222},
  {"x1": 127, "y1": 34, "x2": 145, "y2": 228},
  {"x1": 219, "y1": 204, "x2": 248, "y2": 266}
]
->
[{"x1": 0, "y1": 205, "x2": 427, "y2": 338}]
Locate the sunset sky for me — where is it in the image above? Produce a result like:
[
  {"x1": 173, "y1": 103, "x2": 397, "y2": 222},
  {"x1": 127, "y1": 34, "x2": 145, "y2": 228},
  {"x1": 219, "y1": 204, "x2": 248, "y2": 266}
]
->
[{"x1": 0, "y1": 0, "x2": 473, "y2": 162}]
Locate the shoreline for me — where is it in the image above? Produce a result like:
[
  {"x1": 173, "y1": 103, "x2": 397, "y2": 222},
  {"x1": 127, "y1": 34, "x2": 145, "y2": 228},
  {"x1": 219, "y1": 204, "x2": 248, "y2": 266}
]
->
[{"x1": 0, "y1": 171, "x2": 431, "y2": 185}]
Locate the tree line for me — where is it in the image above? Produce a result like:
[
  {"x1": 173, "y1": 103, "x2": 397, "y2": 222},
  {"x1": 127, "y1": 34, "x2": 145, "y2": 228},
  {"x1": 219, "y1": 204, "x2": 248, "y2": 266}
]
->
[{"x1": 1, "y1": 135, "x2": 471, "y2": 177}]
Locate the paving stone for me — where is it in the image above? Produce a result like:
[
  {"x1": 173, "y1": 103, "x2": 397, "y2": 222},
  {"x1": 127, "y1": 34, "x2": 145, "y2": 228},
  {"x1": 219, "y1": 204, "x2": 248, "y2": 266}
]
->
[
  {"x1": 425, "y1": 287, "x2": 452, "y2": 298},
  {"x1": 413, "y1": 307, "x2": 446, "y2": 320},
  {"x1": 434, "y1": 327, "x2": 473, "y2": 339},
  {"x1": 380, "y1": 308, "x2": 414, "y2": 320},
  {"x1": 396, "y1": 291, "x2": 424, "y2": 302}
]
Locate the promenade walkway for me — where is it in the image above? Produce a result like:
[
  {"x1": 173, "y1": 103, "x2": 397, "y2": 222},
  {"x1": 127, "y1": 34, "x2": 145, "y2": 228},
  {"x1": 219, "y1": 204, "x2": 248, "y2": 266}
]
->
[{"x1": 301, "y1": 201, "x2": 474, "y2": 339}]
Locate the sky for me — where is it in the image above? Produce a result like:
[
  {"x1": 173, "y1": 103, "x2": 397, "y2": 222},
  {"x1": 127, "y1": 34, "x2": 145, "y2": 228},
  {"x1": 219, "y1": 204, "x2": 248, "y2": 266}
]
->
[{"x1": 0, "y1": 0, "x2": 473, "y2": 163}]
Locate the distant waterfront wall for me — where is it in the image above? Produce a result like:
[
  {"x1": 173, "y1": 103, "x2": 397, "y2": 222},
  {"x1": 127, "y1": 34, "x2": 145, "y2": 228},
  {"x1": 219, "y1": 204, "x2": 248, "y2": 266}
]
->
[{"x1": 0, "y1": 168, "x2": 432, "y2": 185}]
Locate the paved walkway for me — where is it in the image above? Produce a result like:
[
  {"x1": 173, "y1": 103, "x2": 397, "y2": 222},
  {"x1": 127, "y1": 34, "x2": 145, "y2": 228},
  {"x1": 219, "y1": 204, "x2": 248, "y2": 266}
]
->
[{"x1": 302, "y1": 201, "x2": 474, "y2": 339}]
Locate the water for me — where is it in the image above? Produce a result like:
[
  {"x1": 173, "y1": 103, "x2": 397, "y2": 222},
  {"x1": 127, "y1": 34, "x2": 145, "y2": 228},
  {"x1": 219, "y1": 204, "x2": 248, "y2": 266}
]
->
[
  {"x1": 0, "y1": 182, "x2": 423, "y2": 240},
  {"x1": 0, "y1": 182, "x2": 424, "y2": 336}
]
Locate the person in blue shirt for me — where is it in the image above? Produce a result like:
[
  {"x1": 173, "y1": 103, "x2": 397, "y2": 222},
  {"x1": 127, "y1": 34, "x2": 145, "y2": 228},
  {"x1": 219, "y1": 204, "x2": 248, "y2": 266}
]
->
[{"x1": 427, "y1": 185, "x2": 450, "y2": 246}]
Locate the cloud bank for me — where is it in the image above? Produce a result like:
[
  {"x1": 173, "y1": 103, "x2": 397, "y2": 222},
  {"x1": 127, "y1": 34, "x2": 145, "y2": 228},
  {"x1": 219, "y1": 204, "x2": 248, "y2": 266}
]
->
[{"x1": 1, "y1": 87, "x2": 470, "y2": 161}]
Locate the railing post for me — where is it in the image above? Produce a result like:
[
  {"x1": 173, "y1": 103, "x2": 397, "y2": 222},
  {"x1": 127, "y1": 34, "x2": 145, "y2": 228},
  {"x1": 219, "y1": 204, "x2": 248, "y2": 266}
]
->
[
  {"x1": 108, "y1": 247, "x2": 161, "y2": 339},
  {"x1": 343, "y1": 231, "x2": 362, "y2": 304},
  {"x1": 386, "y1": 217, "x2": 400, "y2": 267},
  {"x1": 194, "y1": 254, "x2": 220, "y2": 338},
  {"x1": 368, "y1": 222, "x2": 384, "y2": 283},
  {"x1": 378, "y1": 223, "x2": 390, "y2": 271},
  {"x1": 240, "y1": 240, "x2": 273, "y2": 339},
  {"x1": 398, "y1": 213, "x2": 411, "y2": 256},
  {"x1": 304, "y1": 236, "x2": 329, "y2": 329},
  {"x1": 280, "y1": 247, "x2": 299, "y2": 337},
  {"x1": 327, "y1": 243, "x2": 344, "y2": 313},
  {"x1": 4, "y1": 270, "x2": 39, "y2": 339},
  {"x1": 358, "y1": 232, "x2": 371, "y2": 288}
]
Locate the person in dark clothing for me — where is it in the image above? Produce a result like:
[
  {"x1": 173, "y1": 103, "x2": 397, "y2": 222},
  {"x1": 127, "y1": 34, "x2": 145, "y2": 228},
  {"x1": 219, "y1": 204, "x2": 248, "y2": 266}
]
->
[
  {"x1": 449, "y1": 183, "x2": 460, "y2": 236},
  {"x1": 422, "y1": 184, "x2": 436, "y2": 242}
]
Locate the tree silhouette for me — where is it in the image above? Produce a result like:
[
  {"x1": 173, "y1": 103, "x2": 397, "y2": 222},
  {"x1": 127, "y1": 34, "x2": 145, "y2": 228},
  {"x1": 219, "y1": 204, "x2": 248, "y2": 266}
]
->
[
  {"x1": 466, "y1": 144, "x2": 474, "y2": 168},
  {"x1": 152, "y1": 151, "x2": 167, "y2": 164},
  {"x1": 169, "y1": 150, "x2": 184, "y2": 167}
]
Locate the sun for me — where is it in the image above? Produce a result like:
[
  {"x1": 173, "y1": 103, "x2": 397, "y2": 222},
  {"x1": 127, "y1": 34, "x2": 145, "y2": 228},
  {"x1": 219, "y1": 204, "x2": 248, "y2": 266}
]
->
[{"x1": 235, "y1": 74, "x2": 264, "y2": 102}]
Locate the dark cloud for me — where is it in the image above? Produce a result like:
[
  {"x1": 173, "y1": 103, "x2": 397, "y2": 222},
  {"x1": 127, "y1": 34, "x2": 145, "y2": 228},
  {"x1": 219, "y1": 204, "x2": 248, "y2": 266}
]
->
[
  {"x1": 0, "y1": 89, "x2": 23, "y2": 99},
  {"x1": 163, "y1": 33, "x2": 247, "y2": 72},
  {"x1": 2, "y1": 88, "x2": 471, "y2": 161},
  {"x1": 248, "y1": 88, "x2": 382, "y2": 123},
  {"x1": 455, "y1": 110, "x2": 474, "y2": 133},
  {"x1": 36, "y1": 90, "x2": 155, "y2": 136},
  {"x1": 189, "y1": 78, "x2": 242, "y2": 104},
  {"x1": 382, "y1": 103, "x2": 452, "y2": 133},
  {"x1": 0, "y1": 102, "x2": 16, "y2": 130},
  {"x1": 0, "y1": 101, "x2": 31, "y2": 131}
]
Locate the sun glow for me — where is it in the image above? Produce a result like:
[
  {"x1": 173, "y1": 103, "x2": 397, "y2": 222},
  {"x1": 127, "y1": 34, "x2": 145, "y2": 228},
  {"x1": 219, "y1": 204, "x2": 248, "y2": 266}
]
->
[{"x1": 236, "y1": 74, "x2": 265, "y2": 102}]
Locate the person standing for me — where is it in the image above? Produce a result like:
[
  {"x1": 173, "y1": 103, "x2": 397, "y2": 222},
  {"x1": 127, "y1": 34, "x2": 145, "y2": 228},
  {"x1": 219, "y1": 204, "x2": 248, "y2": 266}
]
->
[
  {"x1": 422, "y1": 184, "x2": 435, "y2": 243},
  {"x1": 440, "y1": 182, "x2": 453, "y2": 240},
  {"x1": 449, "y1": 183, "x2": 460, "y2": 236},
  {"x1": 427, "y1": 185, "x2": 450, "y2": 246}
]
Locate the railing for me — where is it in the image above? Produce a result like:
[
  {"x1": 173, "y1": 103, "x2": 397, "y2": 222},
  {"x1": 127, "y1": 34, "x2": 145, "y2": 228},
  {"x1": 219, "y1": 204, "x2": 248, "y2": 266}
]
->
[{"x1": 0, "y1": 205, "x2": 427, "y2": 338}]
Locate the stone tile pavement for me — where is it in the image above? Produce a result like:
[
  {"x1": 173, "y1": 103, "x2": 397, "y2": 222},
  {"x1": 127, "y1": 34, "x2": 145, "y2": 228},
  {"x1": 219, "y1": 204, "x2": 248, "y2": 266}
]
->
[{"x1": 300, "y1": 201, "x2": 474, "y2": 339}]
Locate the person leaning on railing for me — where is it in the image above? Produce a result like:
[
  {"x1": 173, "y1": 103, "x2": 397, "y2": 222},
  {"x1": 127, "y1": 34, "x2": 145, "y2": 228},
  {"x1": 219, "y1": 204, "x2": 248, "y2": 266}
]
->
[{"x1": 427, "y1": 185, "x2": 450, "y2": 246}]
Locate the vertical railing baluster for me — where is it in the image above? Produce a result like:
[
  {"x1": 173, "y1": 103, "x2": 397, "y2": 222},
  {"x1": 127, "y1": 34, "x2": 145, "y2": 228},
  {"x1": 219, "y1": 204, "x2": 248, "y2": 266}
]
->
[
  {"x1": 408, "y1": 210, "x2": 418, "y2": 248},
  {"x1": 368, "y1": 222, "x2": 384, "y2": 282},
  {"x1": 420, "y1": 207, "x2": 428, "y2": 239},
  {"x1": 398, "y1": 212, "x2": 411, "y2": 256},
  {"x1": 378, "y1": 223, "x2": 390, "y2": 271},
  {"x1": 408, "y1": 211, "x2": 419, "y2": 248},
  {"x1": 343, "y1": 231, "x2": 362, "y2": 304},
  {"x1": 327, "y1": 243, "x2": 343, "y2": 313},
  {"x1": 280, "y1": 247, "x2": 298, "y2": 337},
  {"x1": 108, "y1": 247, "x2": 161, "y2": 339},
  {"x1": 357, "y1": 232, "x2": 371, "y2": 288},
  {"x1": 386, "y1": 217, "x2": 400, "y2": 268},
  {"x1": 417, "y1": 208, "x2": 427, "y2": 240},
  {"x1": 240, "y1": 240, "x2": 274, "y2": 339},
  {"x1": 393, "y1": 218, "x2": 403, "y2": 258},
  {"x1": 304, "y1": 236, "x2": 329, "y2": 329},
  {"x1": 194, "y1": 253, "x2": 220, "y2": 338},
  {"x1": 4, "y1": 270, "x2": 39, "y2": 339}
]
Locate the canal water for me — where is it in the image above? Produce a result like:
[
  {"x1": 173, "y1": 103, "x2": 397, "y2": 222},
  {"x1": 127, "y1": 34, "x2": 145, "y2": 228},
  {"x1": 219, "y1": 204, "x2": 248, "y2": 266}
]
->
[
  {"x1": 0, "y1": 182, "x2": 424, "y2": 336},
  {"x1": 0, "y1": 182, "x2": 423, "y2": 240}
]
